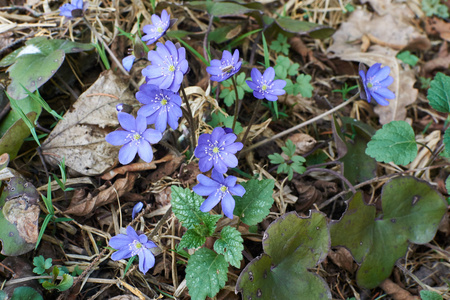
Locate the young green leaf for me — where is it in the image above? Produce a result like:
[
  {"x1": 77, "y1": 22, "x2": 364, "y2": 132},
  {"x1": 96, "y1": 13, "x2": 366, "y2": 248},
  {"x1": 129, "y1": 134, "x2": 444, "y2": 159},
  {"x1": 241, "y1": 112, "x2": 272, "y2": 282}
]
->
[
  {"x1": 32, "y1": 256, "x2": 52, "y2": 275},
  {"x1": 214, "y1": 226, "x2": 244, "y2": 268},
  {"x1": 441, "y1": 126, "x2": 450, "y2": 157},
  {"x1": 366, "y1": 120, "x2": 417, "y2": 165},
  {"x1": 295, "y1": 74, "x2": 313, "y2": 98},
  {"x1": 282, "y1": 139, "x2": 296, "y2": 158},
  {"x1": 427, "y1": 72, "x2": 450, "y2": 113},
  {"x1": 178, "y1": 229, "x2": 206, "y2": 250},
  {"x1": 171, "y1": 186, "x2": 211, "y2": 229},
  {"x1": 268, "y1": 153, "x2": 285, "y2": 165},
  {"x1": 185, "y1": 248, "x2": 228, "y2": 300},
  {"x1": 233, "y1": 179, "x2": 275, "y2": 226},
  {"x1": 270, "y1": 33, "x2": 290, "y2": 55},
  {"x1": 396, "y1": 51, "x2": 419, "y2": 67},
  {"x1": 421, "y1": 0, "x2": 449, "y2": 18}
]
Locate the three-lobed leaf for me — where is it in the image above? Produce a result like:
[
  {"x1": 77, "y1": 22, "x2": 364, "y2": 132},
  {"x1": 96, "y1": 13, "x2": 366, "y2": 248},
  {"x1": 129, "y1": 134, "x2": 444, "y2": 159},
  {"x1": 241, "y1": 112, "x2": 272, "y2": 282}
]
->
[
  {"x1": 330, "y1": 176, "x2": 447, "y2": 289},
  {"x1": 32, "y1": 256, "x2": 52, "y2": 275},
  {"x1": 427, "y1": 72, "x2": 450, "y2": 113},
  {"x1": 236, "y1": 211, "x2": 331, "y2": 299},
  {"x1": 233, "y1": 179, "x2": 275, "y2": 225},
  {"x1": 185, "y1": 248, "x2": 228, "y2": 300},
  {"x1": 366, "y1": 120, "x2": 417, "y2": 165},
  {"x1": 214, "y1": 226, "x2": 244, "y2": 268}
]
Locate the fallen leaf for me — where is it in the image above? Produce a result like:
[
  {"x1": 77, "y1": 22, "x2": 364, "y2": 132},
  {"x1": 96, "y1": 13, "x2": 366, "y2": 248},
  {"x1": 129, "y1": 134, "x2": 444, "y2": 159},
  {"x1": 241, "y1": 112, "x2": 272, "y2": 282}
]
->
[
  {"x1": 423, "y1": 41, "x2": 450, "y2": 75},
  {"x1": 327, "y1": 6, "x2": 424, "y2": 124},
  {"x1": 425, "y1": 17, "x2": 450, "y2": 42},
  {"x1": 379, "y1": 279, "x2": 420, "y2": 300},
  {"x1": 64, "y1": 173, "x2": 137, "y2": 216},
  {"x1": 41, "y1": 70, "x2": 136, "y2": 176}
]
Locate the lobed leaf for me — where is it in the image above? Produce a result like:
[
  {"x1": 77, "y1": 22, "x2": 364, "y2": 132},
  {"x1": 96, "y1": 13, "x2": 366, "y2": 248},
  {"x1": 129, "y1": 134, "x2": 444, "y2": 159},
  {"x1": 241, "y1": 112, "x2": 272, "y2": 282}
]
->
[
  {"x1": 330, "y1": 176, "x2": 447, "y2": 289},
  {"x1": 427, "y1": 72, "x2": 450, "y2": 113},
  {"x1": 366, "y1": 120, "x2": 417, "y2": 165},
  {"x1": 171, "y1": 186, "x2": 211, "y2": 229}
]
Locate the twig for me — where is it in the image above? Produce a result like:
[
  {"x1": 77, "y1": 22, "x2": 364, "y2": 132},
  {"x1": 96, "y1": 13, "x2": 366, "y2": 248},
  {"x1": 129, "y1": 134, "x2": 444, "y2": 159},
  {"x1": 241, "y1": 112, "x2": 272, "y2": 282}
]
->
[
  {"x1": 241, "y1": 94, "x2": 358, "y2": 154},
  {"x1": 301, "y1": 167, "x2": 356, "y2": 194}
]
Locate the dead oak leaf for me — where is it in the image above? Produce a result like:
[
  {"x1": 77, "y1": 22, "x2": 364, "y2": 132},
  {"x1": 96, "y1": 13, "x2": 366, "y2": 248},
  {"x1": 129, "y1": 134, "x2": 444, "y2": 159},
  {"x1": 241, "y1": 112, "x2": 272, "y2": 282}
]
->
[
  {"x1": 41, "y1": 70, "x2": 136, "y2": 176},
  {"x1": 64, "y1": 173, "x2": 137, "y2": 216}
]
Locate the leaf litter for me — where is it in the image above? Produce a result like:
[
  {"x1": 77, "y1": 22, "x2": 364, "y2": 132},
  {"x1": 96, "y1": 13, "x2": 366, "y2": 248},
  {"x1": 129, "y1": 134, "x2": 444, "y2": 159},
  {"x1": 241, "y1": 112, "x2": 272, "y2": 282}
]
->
[{"x1": 0, "y1": 0, "x2": 449, "y2": 299}]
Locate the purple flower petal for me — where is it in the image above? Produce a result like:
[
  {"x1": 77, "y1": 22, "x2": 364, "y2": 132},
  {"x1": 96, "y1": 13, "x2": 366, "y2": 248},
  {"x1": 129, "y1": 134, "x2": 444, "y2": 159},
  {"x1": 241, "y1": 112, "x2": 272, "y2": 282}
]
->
[
  {"x1": 221, "y1": 192, "x2": 235, "y2": 219},
  {"x1": 111, "y1": 247, "x2": 133, "y2": 260},
  {"x1": 118, "y1": 112, "x2": 136, "y2": 132},
  {"x1": 137, "y1": 140, "x2": 153, "y2": 162},
  {"x1": 138, "y1": 249, "x2": 155, "y2": 274},
  {"x1": 122, "y1": 55, "x2": 135, "y2": 72},
  {"x1": 200, "y1": 194, "x2": 221, "y2": 213},
  {"x1": 132, "y1": 202, "x2": 144, "y2": 219},
  {"x1": 118, "y1": 143, "x2": 138, "y2": 164},
  {"x1": 359, "y1": 63, "x2": 395, "y2": 106},
  {"x1": 105, "y1": 131, "x2": 130, "y2": 146},
  {"x1": 142, "y1": 129, "x2": 162, "y2": 144}
]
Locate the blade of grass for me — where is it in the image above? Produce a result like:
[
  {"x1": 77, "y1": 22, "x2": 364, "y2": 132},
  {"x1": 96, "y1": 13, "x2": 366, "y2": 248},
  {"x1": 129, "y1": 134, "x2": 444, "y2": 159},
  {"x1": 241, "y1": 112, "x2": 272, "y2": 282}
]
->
[
  {"x1": 6, "y1": 92, "x2": 41, "y2": 146},
  {"x1": 229, "y1": 28, "x2": 262, "y2": 48},
  {"x1": 20, "y1": 85, "x2": 63, "y2": 120},
  {"x1": 175, "y1": 37, "x2": 209, "y2": 66}
]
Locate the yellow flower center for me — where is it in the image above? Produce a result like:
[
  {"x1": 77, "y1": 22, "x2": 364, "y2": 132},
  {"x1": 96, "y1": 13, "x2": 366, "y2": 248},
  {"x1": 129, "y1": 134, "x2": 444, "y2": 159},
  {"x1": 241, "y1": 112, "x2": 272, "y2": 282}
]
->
[
  {"x1": 135, "y1": 242, "x2": 142, "y2": 249},
  {"x1": 157, "y1": 27, "x2": 164, "y2": 33},
  {"x1": 367, "y1": 82, "x2": 373, "y2": 88},
  {"x1": 161, "y1": 98, "x2": 168, "y2": 105},
  {"x1": 220, "y1": 186, "x2": 227, "y2": 192},
  {"x1": 213, "y1": 147, "x2": 220, "y2": 153},
  {"x1": 168, "y1": 65, "x2": 175, "y2": 72},
  {"x1": 133, "y1": 133, "x2": 141, "y2": 141},
  {"x1": 262, "y1": 84, "x2": 267, "y2": 91}
]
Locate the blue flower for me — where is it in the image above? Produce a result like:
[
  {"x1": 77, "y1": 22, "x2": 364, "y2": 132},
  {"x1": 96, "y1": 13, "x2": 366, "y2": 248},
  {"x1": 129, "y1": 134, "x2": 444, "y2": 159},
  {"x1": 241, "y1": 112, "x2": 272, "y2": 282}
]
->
[
  {"x1": 132, "y1": 202, "x2": 144, "y2": 219},
  {"x1": 359, "y1": 63, "x2": 395, "y2": 106},
  {"x1": 142, "y1": 9, "x2": 173, "y2": 45},
  {"x1": 142, "y1": 41, "x2": 189, "y2": 92},
  {"x1": 246, "y1": 67, "x2": 286, "y2": 101},
  {"x1": 136, "y1": 84, "x2": 183, "y2": 132},
  {"x1": 194, "y1": 127, "x2": 243, "y2": 174},
  {"x1": 206, "y1": 49, "x2": 241, "y2": 82},
  {"x1": 193, "y1": 170, "x2": 246, "y2": 219},
  {"x1": 109, "y1": 226, "x2": 157, "y2": 274},
  {"x1": 122, "y1": 55, "x2": 136, "y2": 72},
  {"x1": 59, "y1": 0, "x2": 88, "y2": 18},
  {"x1": 105, "y1": 112, "x2": 162, "y2": 165}
]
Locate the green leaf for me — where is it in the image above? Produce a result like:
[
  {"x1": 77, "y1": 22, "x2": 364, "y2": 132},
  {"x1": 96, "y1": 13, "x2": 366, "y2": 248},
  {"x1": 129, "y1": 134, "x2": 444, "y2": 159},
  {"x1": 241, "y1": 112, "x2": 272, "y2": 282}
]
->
[
  {"x1": 7, "y1": 93, "x2": 41, "y2": 146},
  {"x1": 305, "y1": 150, "x2": 328, "y2": 166},
  {"x1": 10, "y1": 287, "x2": 43, "y2": 300},
  {"x1": 234, "y1": 179, "x2": 275, "y2": 225},
  {"x1": 274, "y1": 17, "x2": 335, "y2": 39},
  {"x1": 268, "y1": 153, "x2": 285, "y2": 165},
  {"x1": 428, "y1": 72, "x2": 450, "y2": 113},
  {"x1": 178, "y1": 229, "x2": 206, "y2": 249},
  {"x1": 207, "y1": 111, "x2": 243, "y2": 135},
  {"x1": 185, "y1": 248, "x2": 228, "y2": 300},
  {"x1": 330, "y1": 176, "x2": 447, "y2": 289},
  {"x1": 1, "y1": 37, "x2": 93, "y2": 100},
  {"x1": 295, "y1": 74, "x2": 313, "y2": 98},
  {"x1": 282, "y1": 139, "x2": 296, "y2": 158},
  {"x1": 441, "y1": 127, "x2": 450, "y2": 157},
  {"x1": 396, "y1": 51, "x2": 419, "y2": 67},
  {"x1": 446, "y1": 175, "x2": 450, "y2": 194},
  {"x1": 236, "y1": 211, "x2": 331, "y2": 299},
  {"x1": 33, "y1": 256, "x2": 52, "y2": 275},
  {"x1": 42, "y1": 273, "x2": 73, "y2": 291},
  {"x1": 420, "y1": 290, "x2": 443, "y2": 300},
  {"x1": 270, "y1": 33, "x2": 290, "y2": 55},
  {"x1": 366, "y1": 120, "x2": 417, "y2": 165},
  {"x1": 214, "y1": 226, "x2": 244, "y2": 268},
  {"x1": 171, "y1": 186, "x2": 211, "y2": 229},
  {"x1": 422, "y1": 0, "x2": 449, "y2": 18}
]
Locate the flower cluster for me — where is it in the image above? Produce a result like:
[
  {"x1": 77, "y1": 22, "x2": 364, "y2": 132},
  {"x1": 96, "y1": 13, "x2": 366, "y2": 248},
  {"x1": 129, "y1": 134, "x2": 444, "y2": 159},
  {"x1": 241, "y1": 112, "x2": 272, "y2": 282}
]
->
[
  {"x1": 359, "y1": 63, "x2": 395, "y2": 106},
  {"x1": 109, "y1": 226, "x2": 157, "y2": 275},
  {"x1": 193, "y1": 127, "x2": 245, "y2": 219}
]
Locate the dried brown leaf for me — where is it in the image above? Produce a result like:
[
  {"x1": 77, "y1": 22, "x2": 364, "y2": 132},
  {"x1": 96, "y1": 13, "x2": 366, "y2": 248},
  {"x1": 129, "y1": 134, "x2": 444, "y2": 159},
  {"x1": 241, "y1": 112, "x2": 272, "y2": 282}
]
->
[
  {"x1": 42, "y1": 70, "x2": 136, "y2": 176},
  {"x1": 328, "y1": 248, "x2": 357, "y2": 273},
  {"x1": 64, "y1": 173, "x2": 137, "y2": 216},
  {"x1": 379, "y1": 279, "x2": 420, "y2": 300}
]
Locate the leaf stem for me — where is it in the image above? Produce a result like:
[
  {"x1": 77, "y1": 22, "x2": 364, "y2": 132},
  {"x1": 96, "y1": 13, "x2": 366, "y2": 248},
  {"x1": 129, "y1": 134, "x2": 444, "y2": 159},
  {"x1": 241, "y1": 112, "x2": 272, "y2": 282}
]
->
[
  {"x1": 231, "y1": 75, "x2": 240, "y2": 132},
  {"x1": 180, "y1": 84, "x2": 197, "y2": 150},
  {"x1": 240, "y1": 98, "x2": 262, "y2": 150}
]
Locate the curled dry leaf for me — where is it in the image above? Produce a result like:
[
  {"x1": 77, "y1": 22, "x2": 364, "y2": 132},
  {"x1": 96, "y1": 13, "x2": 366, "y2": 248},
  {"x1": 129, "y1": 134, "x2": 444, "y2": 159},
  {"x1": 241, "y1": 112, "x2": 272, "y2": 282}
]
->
[
  {"x1": 328, "y1": 248, "x2": 357, "y2": 273},
  {"x1": 64, "y1": 173, "x2": 137, "y2": 216},
  {"x1": 41, "y1": 70, "x2": 136, "y2": 176},
  {"x1": 288, "y1": 133, "x2": 317, "y2": 155},
  {"x1": 101, "y1": 154, "x2": 175, "y2": 180},
  {"x1": 379, "y1": 279, "x2": 420, "y2": 300},
  {"x1": 327, "y1": 6, "x2": 424, "y2": 124}
]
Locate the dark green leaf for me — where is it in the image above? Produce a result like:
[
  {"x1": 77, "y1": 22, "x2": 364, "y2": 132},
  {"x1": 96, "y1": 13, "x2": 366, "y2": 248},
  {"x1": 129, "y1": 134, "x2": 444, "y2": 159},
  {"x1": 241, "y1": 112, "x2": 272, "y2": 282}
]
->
[
  {"x1": 428, "y1": 72, "x2": 450, "y2": 113},
  {"x1": 275, "y1": 17, "x2": 334, "y2": 39},
  {"x1": 214, "y1": 226, "x2": 243, "y2": 268},
  {"x1": 330, "y1": 176, "x2": 447, "y2": 288},
  {"x1": 171, "y1": 186, "x2": 211, "y2": 229}
]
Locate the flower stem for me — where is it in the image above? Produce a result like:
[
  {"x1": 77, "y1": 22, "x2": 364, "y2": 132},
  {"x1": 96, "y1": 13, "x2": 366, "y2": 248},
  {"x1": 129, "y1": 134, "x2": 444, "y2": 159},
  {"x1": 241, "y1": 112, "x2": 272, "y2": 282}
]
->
[
  {"x1": 240, "y1": 98, "x2": 262, "y2": 150},
  {"x1": 231, "y1": 75, "x2": 240, "y2": 132},
  {"x1": 180, "y1": 84, "x2": 197, "y2": 150}
]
